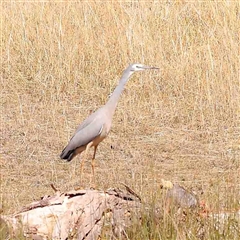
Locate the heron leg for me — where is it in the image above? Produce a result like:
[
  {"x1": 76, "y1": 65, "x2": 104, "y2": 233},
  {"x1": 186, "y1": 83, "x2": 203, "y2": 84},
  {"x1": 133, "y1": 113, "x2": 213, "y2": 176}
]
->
[
  {"x1": 80, "y1": 160, "x2": 84, "y2": 184},
  {"x1": 91, "y1": 145, "x2": 98, "y2": 184},
  {"x1": 80, "y1": 143, "x2": 92, "y2": 184}
]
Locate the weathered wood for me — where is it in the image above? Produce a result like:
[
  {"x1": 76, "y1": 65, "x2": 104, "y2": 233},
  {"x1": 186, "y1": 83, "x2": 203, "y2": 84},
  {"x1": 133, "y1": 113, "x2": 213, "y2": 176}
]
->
[
  {"x1": 1, "y1": 187, "x2": 141, "y2": 240},
  {"x1": 2, "y1": 181, "x2": 239, "y2": 239},
  {"x1": 160, "y1": 179, "x2": 199, "y2": 211}
]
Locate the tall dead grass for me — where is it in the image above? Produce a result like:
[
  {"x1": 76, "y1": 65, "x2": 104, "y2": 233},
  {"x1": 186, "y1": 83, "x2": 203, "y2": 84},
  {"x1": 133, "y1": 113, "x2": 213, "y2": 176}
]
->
[{"x1": 1, "y1": 1, "x2": 240, "y2": 238}]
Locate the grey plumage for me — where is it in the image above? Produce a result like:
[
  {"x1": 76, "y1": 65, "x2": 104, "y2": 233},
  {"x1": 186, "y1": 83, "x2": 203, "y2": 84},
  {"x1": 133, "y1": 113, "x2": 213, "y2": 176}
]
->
[
  {"x1": 60, "y1": 109, "x2": 105, "y2": 161},
  {"x1": 60, "y1": 63, "x2": 159, "y2": 181}
]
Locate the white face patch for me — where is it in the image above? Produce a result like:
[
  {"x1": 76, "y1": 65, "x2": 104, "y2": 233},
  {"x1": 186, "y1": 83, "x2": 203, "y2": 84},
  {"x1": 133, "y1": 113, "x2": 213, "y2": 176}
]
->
[
  {"x1": 128, "y1": 63, "x2": 159, "y2": 72},
  {"x1": 131, "y1": 64, "x2": 145, "y2": 71}
]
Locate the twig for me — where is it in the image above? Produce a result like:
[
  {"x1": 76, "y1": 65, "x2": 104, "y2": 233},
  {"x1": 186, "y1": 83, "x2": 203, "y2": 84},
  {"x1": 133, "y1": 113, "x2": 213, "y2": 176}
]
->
[{"x1": 120, "y1": 183, "x2": 141, "y2": 203}]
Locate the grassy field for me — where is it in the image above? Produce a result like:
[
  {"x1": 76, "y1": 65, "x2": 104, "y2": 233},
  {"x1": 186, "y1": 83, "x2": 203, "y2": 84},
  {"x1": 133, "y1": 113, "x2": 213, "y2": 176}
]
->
[{"x1": 1, "y1": 1, "x2": 240, "y2": 239}]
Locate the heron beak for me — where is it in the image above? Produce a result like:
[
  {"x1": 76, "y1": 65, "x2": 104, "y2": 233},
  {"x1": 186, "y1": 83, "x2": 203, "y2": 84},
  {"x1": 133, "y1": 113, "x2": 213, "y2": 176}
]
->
[{"x1": 143, "y1": 66, "x2": 160, "y2": 70}]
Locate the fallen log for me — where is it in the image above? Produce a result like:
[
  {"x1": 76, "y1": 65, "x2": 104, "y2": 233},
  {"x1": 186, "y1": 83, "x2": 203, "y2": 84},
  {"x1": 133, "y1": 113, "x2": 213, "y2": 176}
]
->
[
  {"x1": 1, "y1": 186, "x2": 141, "y2": 240},
  {"x1": 2, "y1": 181, "x2": 239, "y2": 239}
]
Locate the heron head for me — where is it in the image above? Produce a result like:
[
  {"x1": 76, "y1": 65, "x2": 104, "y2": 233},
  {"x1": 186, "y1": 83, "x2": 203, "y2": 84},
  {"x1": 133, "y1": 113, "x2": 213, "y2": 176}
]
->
[{"x1": 129, "y1": 63, "x2": 159, "y2": 72}]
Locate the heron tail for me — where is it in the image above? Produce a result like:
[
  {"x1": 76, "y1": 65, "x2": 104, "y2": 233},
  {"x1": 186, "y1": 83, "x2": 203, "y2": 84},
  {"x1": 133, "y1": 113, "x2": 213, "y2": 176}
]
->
[{"x1": 60, "y1": 147, "x2": 75, "y2": 161}]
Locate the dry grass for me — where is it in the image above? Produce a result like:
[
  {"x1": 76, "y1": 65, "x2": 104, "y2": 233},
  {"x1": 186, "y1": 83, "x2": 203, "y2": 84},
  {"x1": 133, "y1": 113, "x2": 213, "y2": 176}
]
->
[{"x1": 1, "y1": 1, "x2": 240, "y2": 238}]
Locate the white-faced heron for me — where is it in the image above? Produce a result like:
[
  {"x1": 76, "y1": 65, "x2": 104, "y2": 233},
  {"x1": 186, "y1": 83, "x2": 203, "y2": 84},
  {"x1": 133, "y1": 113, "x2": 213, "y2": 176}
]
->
[{"x1": 60, "y1": 63, "x2": 159, "y2": 182}]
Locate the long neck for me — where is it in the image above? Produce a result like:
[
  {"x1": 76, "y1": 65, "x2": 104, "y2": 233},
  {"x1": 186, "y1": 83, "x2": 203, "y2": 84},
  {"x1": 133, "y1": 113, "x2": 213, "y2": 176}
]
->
[{"x1": 105, "y1": 69, "x2": 133, "y2": 116}]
